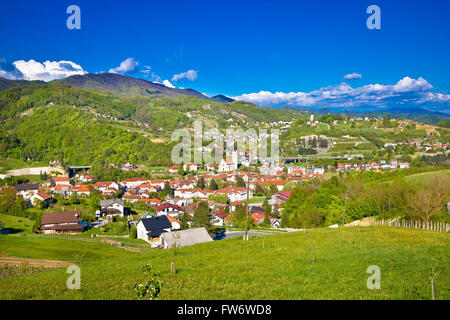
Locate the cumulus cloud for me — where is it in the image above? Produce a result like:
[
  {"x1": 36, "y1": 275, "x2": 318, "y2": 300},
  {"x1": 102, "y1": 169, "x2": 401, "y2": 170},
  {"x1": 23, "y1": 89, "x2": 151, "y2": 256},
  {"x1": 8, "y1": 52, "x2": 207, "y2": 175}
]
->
[
  {"x1": 172, "y1": 69, "x2": 198, "y2": 82},
  {"x1": 109, "y1": 58, "x2": 139, "y2": 74},
  {"x1": 141, "y1": 65, "x2": 163, "y2": 83},
  {"x1": 343, "y1": 72, "x2": 362, "y2": 80},
  {"x1": 0, "y1": 59, "x2": 86, "y2": 81},
  {"x1": 233, "y1": 77, "x2": 450, "y2": 113},
  {"x1": 162, "y1": 80, "x2": 175, "y2": 88}
]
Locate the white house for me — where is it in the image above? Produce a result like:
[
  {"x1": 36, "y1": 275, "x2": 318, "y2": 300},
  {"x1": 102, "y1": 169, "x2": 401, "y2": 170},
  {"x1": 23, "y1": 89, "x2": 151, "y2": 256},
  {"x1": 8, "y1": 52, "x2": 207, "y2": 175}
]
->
[
  {"x1": 215, "y1": 186, "x2": 253, "y2": 202},
  {"x1": 29, "y1": 192, "x2": 52, "y2": 207},
  {"x1": 99, "y1": 199, "x2": 125, "y2": 218},
  {"x1": 124, "y1": 178, "x2": 149, "y2": 189},
  {"x1": 183, "y1": 163, "x2": 198, "y2": 172},
  {"x1": 137, "y1": 216, "x2": 173, "y2": 247}
]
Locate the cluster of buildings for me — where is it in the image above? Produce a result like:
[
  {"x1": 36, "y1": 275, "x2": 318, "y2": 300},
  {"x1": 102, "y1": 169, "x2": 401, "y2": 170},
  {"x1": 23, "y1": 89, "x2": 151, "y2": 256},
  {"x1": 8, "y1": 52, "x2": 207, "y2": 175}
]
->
[
  {"x1": 384, "y1": 139, "x2": 448, "y2": 152},
  {"x1": 335, "y1": 159, "x2": 410, "y2": 172}
]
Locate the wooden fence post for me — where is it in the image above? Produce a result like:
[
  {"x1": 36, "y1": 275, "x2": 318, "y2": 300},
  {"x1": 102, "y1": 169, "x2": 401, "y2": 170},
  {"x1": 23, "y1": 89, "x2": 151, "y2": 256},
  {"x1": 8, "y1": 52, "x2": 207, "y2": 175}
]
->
[{"x1": 431, "y1": 278, "x2": 435, "y2": 300}]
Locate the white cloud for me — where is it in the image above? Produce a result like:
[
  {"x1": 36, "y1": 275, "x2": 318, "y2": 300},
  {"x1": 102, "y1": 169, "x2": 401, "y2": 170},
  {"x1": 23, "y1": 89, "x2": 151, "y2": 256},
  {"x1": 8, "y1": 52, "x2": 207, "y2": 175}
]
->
[
  {"x1": 233, "y1": 77, "x2": 450, "y2": 112},
  {"x1": 109, "y1": 58, "x2": 139, "y2": 74},
  {"x1": 0, "y1": 59, "x2": 86, "y2": 81},
  {"x1": 163, "y1": 79, "x2": 175, "y2": 88},
  {"x1": 343, "y1": 72, "x2": 362, "y2": 80},
  {"x1": 172, "y1": 69, "x2": 198, "y2": 82}
]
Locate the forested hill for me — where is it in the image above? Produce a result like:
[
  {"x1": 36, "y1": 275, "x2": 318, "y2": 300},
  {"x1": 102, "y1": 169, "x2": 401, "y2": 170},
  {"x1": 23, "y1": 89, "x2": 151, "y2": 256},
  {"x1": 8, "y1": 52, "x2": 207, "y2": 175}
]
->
[
  {"x1": 0, "y1": 77, "x2": 45, "y2": 91},
  {"x1": 0, "y1": 84, "x2": 299, "y2": 167},
  {"x1": 49, "y1": 73, "x2": 210, "y2": 100}
]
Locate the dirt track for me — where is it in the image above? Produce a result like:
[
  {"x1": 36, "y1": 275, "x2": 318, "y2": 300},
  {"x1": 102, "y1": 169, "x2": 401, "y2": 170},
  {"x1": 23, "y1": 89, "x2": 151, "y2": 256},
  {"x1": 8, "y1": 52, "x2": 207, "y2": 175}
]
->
[{"x1": 0, "y1": 255, "x2": 73, "y2": 268}]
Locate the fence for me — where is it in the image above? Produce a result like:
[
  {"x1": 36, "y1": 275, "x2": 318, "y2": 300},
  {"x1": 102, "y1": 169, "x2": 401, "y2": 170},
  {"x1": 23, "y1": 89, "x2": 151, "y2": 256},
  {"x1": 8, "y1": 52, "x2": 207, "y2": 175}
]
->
[{"x1": 371, "y1": 219, "x2": 449, "y2": 232}]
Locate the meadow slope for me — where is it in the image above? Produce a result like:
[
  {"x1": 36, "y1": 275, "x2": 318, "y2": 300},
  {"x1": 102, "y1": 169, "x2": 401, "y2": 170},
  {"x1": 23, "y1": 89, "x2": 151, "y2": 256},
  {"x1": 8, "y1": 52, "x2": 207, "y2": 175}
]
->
[{"x1": 0, "y1": 227, "x2": 448, "y2": 300}]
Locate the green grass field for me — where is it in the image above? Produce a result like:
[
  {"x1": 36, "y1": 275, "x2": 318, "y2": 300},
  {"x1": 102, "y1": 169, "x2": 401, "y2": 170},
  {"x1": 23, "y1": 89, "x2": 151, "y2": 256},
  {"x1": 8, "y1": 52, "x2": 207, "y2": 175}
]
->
[
  {"x1": 0, "y1": 226, "x2": 448, "y2": 300},
  {"x1": 404, "y1": 169, "x2": 450, "y2": 185}
]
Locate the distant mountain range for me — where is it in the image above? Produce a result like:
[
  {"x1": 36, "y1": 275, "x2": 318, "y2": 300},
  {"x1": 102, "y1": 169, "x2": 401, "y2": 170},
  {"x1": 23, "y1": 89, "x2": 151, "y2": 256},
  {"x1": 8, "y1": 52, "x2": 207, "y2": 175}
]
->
[
  {"x1": 0, "y1": 73, "x2": 210, "y2": 100},
  {"x1": 210, "y1": 95, "x2": 235, "y2": 103},
  {"x1": 1, "y1": 73, "x2": 448, "y2": 123}
]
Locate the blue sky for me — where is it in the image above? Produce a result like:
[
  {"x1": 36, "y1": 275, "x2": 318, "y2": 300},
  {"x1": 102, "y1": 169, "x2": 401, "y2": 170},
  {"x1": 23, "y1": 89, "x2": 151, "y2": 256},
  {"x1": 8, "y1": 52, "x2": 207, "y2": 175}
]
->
[{"x1": 0, "y1": 0, "x2": 449, "y2": 113}]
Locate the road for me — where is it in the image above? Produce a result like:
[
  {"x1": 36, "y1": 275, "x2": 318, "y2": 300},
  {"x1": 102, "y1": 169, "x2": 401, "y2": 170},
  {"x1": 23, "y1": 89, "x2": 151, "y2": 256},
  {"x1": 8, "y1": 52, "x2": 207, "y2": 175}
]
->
[{"x1": 213, "y1": 231, "x2": 270, "y2": 240}]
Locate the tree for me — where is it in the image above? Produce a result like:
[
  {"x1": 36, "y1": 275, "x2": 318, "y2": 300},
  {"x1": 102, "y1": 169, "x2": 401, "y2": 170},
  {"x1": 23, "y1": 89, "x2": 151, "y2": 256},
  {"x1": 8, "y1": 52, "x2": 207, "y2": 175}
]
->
[
  {"x1": 69, "y1": 192, "x2": 80, "y2": 205},
  {"x1": 262, "y1": 198, "x2": 271, "y2": 226},
  {"x1": 254, "y1": 183, "x2": 265, "y2": 196},
  {"x1": 177, "y1": 165, "x2": 185, "y2": 176},
  {"x1": 208, "y1": 179, "x2": 218, "y2": 191},
  {"x1": 281, "y1": 211, "x2": 289, "y2": 228},
  {"x1": 382, "y1": 115, "x2": 390, "y2": 128},
  {"x1": 406, "y1": 176, "x2": 449, "y2": 223},
  {"x1": 180, "y1": 211, "x2": 190, "y2": 230},
  {"x1": 88, "y1": 191, "x2": 100, "y2": 214},
  {"x1": 236, "y1": 176, "x2": 246, "y2": 188},
  {"x1": 193, "y1": 201, "x2": 213, "y2": 234},
  {"x1": 231, "y1": 204, "x2": 247, "y2": 227},
  {"x1": 133, "y1": 264, "x2": 163, "y2": 300},
  {"x1": 196, "y1": 177, "x2": 205, "y2": 190},
  {"x1": 0, "y1": 187, "x2": 17, "y2": 215}
]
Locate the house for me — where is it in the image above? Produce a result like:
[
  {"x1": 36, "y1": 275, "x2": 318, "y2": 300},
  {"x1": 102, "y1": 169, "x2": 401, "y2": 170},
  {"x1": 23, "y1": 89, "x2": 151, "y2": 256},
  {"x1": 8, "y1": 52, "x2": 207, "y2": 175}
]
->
[
  {"x1": 251, "y1": 213, "x2": 273, "y2": 224},
  {"x1": 211, "y1": 211, "x2": 227, "y2": 226},
  {"x1": 219, "y1": 158, "x2": 237, "y2": 172},
  {"x1": 257, "y1": 180, "x2": 286, "y2": 191},
  {"x1": 99, "y1": 199, "x2": 125, "y2": 218},
  {"x1": 76, "y1": 184, "x2": 92, "y2": 196},
  {"x1": 169, "y1": 165, "x2": 179, "y2": 174},
  {"x1": 149, "y1": 179, "x2": 166, "y2": 190},
  {"x1": 52, "y1": 177, "x2": 71, "y2": 186},
  {"x1": 156, "y1": 203, "x2": 184, "y2": 217},
  {"x1": 29, "y1": 192, "x2": 52, "y2": 207},
  {"x1": 40, "y1": 211, "x2": 84, "y2": 234},
  {"x1": 167, "y1": 215, "x2": 181, "y2": 230},
  {"x1": 274, "y1": 191, "x2": 291, "y2": 204},
  {"x1": 205, "y1": 164, "x2": 215, "y2": 171},
  {"x1": 215, "y1": 186, "x2": 253, "y2": 202},
  {"x1": 124, "y1": 177, "x2": 149, "y2": 189},
  {"x1": 79, "y1": 174, "x2": 95, "y2": 183},
  {"x1": 183, "y1": 163, "x2": 198, "y2": 172},
  {"x1": 161, "y1": 227, "x2": 213, "y2": 249},
  {"x1": 14, "y1": 183, "x2": 39, "y2": 199},
  {"x1": 95, "y1": 181, "x2": 120, "y2": 193},
  {"x1": 137, "y1": 216, "x2": 173, "y2": 247},
  {"x1": 122, "y1": 193, "x2": 140, "y2": 203}
]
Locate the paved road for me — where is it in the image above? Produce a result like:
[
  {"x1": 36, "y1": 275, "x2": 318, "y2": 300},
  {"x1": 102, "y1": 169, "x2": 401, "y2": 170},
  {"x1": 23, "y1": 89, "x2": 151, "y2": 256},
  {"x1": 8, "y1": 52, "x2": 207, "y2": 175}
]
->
[{"x1": 213, "y1": 231, "x2": 270, "y2": 240}]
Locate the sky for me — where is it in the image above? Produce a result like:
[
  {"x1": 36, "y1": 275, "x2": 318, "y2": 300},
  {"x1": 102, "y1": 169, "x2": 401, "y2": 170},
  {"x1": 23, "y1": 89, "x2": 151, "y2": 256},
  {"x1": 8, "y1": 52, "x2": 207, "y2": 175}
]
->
[{"x1": 0, "y1": 0, "x2": 449, "y2": 113}]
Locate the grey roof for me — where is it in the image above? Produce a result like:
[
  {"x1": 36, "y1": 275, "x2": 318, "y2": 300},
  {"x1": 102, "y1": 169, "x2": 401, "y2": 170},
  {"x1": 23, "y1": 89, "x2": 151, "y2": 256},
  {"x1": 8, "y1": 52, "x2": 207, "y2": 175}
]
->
[
  {"x1": 140, "y1": 216, "x2": 172, "y2": 233},
  {"x1": 161, "y1": 228, "x2": 213, "y2": 249},
  {"x1": 100, "y1": 199, "x2": 124, "y2": 207},
  {"x1": 14, "y1": 183, "x2": 39, "y2": 192}
]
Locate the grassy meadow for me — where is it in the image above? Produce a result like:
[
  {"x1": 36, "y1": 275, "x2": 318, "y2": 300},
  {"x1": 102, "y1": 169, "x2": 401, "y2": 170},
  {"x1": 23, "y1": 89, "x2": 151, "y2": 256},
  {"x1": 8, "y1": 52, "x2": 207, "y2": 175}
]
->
[
  {"x1": 404, "y1": 169, "x2": 450, "y2": 185},
  {"x1": 0, "y1": 226, "x2": 448, "y2": 300}
]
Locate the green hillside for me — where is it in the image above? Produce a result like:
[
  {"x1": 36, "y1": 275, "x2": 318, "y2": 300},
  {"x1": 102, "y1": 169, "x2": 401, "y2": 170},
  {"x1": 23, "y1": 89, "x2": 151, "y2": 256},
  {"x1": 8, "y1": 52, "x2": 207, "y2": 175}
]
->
[
  {"x1": 0, "y1": 84, "x2": 299, "y2": 168},
  {"x1": 0, "y1": 227, "x2": 448, "y2": 299}
]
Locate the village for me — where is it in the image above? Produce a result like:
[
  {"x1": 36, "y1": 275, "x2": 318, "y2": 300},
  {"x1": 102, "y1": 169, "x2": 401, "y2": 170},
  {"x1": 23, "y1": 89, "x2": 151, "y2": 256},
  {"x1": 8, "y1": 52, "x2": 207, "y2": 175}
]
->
[{"x1": 4, "y1": 146, "x2": 428, "y2": 250}]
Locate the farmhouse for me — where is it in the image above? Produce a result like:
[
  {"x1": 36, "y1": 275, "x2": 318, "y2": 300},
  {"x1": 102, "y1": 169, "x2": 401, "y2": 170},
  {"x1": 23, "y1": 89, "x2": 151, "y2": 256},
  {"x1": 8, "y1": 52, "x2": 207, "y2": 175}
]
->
[
  {"x1": 14, "y1": 183, "x2": 39, "y2": 200},
  {"x1": 52, "y1": 177, "x2": 71, "y2": 186},
  {"x1": 137, "y1": 216, "x2": 173, "y2": 247},
  {"x1": 40, "y1": 211, "x2": 84, "y2": 234},
  {"x1": 29, "y1": 192, "x2": 52, "y2": 207},
  {"x1": 99, "y1": 199, "x2": 125, "y2": 217}
]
